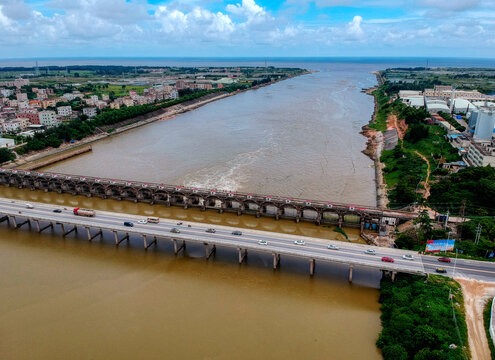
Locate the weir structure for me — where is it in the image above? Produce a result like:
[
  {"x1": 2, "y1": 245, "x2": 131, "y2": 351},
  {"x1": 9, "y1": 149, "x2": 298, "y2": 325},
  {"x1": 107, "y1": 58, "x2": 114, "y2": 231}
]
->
[
  {"x1": 0, "y1": 202, "x2": 426, "y2": 281},
  {"x1": 0, "y1": 168, "x2": 416, "y2": 234}
]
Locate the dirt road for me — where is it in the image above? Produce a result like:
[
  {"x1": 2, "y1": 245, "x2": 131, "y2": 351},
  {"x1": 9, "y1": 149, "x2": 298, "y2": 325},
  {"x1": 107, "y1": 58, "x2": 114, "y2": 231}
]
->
[
  {"x1": 414, "y1": 151, "x2": 431, "y2": 198},
  {"x1": 457, "y1": 278, "x2": 495, "y2": 360}
]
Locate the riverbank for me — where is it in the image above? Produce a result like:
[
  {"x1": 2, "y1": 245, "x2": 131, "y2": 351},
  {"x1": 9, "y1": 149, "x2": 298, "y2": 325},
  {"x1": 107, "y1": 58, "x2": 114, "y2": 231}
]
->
[
  {"x1": 361, "y1": 71, "x2": 388, "y2": 209},
  {"x1": 7, "y1": 71, "x2": 311, "y2": 170}
]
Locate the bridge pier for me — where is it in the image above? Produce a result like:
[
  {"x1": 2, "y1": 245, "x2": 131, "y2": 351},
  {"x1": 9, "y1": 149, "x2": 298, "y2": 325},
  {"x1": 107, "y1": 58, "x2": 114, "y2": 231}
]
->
[
  {"x1": 16, "y1": 218, "x2": 30, "y2": 229},
  {"x1": 114, "y1": 231, "x2": 129, "y2": 245},
  {"x1": 391, "y1": 271, "x2": 397, "y2": 282},
  {"x1": 338, "y1": 215, "x2": 343, "y2": 229},
  {"x1": 8, "y1": 216, "x2": 17, "y2": 227},
  {"x1": 39, "y1": 222, "x2": 54, "y2": 233},
  {"x1": 142, "y1": 235, "x2": 157, "y2": 250},
  {"x1": 86, "y1": 227, "x2": 102, "y2": 241},
  {"x1": 348, "y1": 265, "x2": 354, "y2": 283},
  {"x1": 238, "y1": 248, "x2": 247, "y2": 264},
  {"x1": 0, "y1": 215, "x2": 8, "y2": 223},
  {"x1": 61, "y1": 224, "x2": 77, "y2": 237},
  {"x1": 173, "y1": 239, "x2": 186, "y2": 255},
  {"x1": 309, "y1": 259, "x2": 315, "y2": 276},
  {"x1": 204, "y1": 243, "x2": 216, "y2": 259},
  {"x1": 360, "y1": 219, "x2": 365, "y2": 235},
  {"x1": 272, "y1": 253, "x2": 280, "y2": 269}
]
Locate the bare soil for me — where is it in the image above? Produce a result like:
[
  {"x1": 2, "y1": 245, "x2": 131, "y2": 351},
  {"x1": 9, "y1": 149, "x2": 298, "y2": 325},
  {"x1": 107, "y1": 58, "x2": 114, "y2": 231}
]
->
[{"x1": 457, "y1": 278, "x2": 495, "y2": 360}]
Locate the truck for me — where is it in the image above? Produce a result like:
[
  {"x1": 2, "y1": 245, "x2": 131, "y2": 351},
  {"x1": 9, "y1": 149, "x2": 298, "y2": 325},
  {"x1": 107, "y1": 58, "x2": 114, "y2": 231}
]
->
[{"x1": 73, "y1": 207, "x2": 96, "y2": 217}]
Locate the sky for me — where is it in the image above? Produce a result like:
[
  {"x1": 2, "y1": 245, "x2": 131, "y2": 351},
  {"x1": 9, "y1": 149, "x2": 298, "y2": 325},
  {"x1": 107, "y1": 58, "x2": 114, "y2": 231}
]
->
[{"x1": 0, "y1": 0, "x2": 494, "y2": 58}]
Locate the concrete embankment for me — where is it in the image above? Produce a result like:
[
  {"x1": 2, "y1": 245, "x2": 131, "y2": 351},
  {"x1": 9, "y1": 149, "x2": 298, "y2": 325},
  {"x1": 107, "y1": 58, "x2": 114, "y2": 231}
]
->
[{"x1": 16, "y1": 145, "x2": 92, "y2": 170}]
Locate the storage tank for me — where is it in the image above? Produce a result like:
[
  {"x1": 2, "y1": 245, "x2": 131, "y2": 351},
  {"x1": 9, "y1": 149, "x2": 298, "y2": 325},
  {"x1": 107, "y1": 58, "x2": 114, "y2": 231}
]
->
[
  {"x1": 474, "y1": 108, "x2": 495, "y2": 140},
  {"x1": 468, "y1": 109, "x2": 479, "y2": 129}
]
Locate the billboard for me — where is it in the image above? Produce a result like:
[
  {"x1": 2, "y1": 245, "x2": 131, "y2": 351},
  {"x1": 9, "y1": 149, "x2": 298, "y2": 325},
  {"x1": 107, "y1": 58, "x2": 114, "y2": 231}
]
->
[{"x1": 425, "y1": 239, "x2": 455, "y2": 252}]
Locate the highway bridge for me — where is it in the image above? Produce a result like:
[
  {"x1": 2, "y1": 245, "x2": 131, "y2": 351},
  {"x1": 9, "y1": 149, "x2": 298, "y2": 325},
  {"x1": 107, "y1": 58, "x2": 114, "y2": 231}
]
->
[
  {"x1": 1, "y1": 198, "x2": 493, "y2": 282},
  {"x1": 0, "y1": 168, "x2": 417, "y2": 232}
]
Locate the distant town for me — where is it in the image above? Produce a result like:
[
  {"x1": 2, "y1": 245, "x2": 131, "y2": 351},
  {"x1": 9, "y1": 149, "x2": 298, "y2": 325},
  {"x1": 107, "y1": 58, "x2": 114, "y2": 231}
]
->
[{"x1": 0, "y1": 65, "x2": 305, "y2": 154}]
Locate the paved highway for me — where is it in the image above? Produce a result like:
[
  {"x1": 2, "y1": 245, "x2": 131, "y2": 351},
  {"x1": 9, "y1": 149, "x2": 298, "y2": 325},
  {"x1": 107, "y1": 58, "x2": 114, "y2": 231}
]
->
[{"x1": 0, "y1": 198, "x2": 494, "y2": 281}]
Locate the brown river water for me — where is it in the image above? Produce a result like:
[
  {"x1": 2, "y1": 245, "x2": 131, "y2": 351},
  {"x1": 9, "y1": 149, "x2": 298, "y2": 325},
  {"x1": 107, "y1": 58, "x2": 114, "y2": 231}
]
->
[{"x1": 1, "y1": 61, "x2": 385, "y2": 360}]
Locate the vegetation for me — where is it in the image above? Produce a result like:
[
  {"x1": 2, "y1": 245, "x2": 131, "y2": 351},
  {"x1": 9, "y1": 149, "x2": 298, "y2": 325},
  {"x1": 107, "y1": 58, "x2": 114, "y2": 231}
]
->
[
  {"x1": 333, "y1": 227, "x2": 349, "y2": 240},
  {"x1": 483, "y1": 299, "x2": 495, "y2": 360},
  {"x1": 369, "y1": 88, "x2": 390, "y2": 132},
  {"x1": 437, "y1": 111, "x2": 466, "y2": 132},
  {"x1": 0, "y1": 148, "x2": 14, "y2": 164},
  {"x1": 377, "y1": 274, "x2": 469, "y2": 360}
]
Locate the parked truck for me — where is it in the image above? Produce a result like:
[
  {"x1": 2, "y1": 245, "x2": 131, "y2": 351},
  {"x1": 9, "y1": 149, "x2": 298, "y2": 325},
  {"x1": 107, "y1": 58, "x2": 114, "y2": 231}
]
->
[{"x1": 73, "y1": 208, "x2": 96, "y2": 217}]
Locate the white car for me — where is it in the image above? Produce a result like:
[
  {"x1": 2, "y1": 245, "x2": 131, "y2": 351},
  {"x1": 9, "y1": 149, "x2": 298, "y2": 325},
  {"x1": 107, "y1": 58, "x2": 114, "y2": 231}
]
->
[
  {"x1": 365, "y1": 249, "x2": 376, "y2": 255},
  {"x1": 137, "y1": 219, "x2": 147, "y2": 224},
  {"x1": 258, "y1": 240, "x2": 268, "y2": 245},
  {"x1": 327, "y1": 244, "x2": 340, "y2": 250},
  {"x1": 294, "y1": 240, "x2": 305, "y2": 246},
  {"x1": 402, "y1": 254, "x2": 414, "y2": 260},
  {"x1": 25, "y1": 203, "x2": 34, "y2": 209}
]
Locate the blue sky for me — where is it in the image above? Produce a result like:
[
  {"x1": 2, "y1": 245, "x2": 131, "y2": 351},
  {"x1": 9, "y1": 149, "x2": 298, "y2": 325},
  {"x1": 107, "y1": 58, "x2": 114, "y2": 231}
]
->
[{"x1": 0, "y1": 0, "x2": 494, "y2": 58}]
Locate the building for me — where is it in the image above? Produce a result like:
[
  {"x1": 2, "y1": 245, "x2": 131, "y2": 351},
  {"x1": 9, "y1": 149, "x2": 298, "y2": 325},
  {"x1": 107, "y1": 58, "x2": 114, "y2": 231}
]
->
[
  {"x1": 62, "y1": 93, "x2": 77, "y2": 101},
  {"x1": 474, "y1": 109, "x2": 495, "y2": 140},
  {"x1": 0, "y1": 138, "x2": 15, "y2": 148},
  {"x1": 450, "y1": 98, "x2": 475, "y2": 113},
  {"x1": 465, "y1": 140, "x2": 495, "y2": 167},
  {"x1": 468, "y1": 109, "x2": 479, "y2": 129},
  {"x1": 41, "y1": 98, "x2": 58, "y2": 109},
  {"x1": 426, "y1": 99, "x2": 450, "y2": 114},
  {"x1": 39, "y1": 110, "x2": 59, "y2": 127},
  {"x1": 82, "y1": 107, "x2": 97, "y2": 118},
  {"x1": 57, "y1": 106, "x2": 72, "y2": 117},
  {"x1": 101, "y1": 94, "x2": 110, "y2": 101},
  {"x1": 16, "y1": 93, "x2": 28, "y2": 102},
  {"x1": 0, "y1": 89, "x2": 13, "y2": 97},
  {"x1": 17, "y1": 111, "x2": 39, "y2": 125},
  {"x1": 175, "y1": 80, "x2": 186, "y2": 90},
  {"x1": 403, "y1": 97, "x2": 425, "y2": 108}
]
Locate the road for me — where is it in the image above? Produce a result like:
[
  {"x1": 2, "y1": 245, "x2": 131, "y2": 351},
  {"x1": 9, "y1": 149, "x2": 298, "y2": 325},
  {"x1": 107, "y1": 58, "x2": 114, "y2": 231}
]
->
[{"x1": 0, "y1": 197, "x2": 494, "y2": 281}]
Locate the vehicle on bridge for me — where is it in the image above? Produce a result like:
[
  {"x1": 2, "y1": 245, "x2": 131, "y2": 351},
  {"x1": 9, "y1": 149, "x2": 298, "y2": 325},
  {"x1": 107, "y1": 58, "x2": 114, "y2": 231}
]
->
[
  {"x1": 73, "y1": 208, "x2": 95, "y2": 217},
  {"x1": 402, "y1": 254, "x2": 414, "y2": 260},
  {"x1": 124, "y1": 221, "x2": 134, "y2": 227},
  {"x1": 170, "y1": 228, "x2": 180, "y2": 233},
  {"x1": 232, "y1": 231, "x2": 242, "y2": 236},
  {"x1": 205, "y1": 228, "x2": 216, "y2": 233},
  {"x1": 258, "y1": 240, "x2": 268, "y2": 245},
  {"x1": 438, "y1": 257, "x2": 451, "y2": 263},
  {"x1": 25, "y1": 203, "x2": 33, "y2": 209},
  {"x1": 53, "y1": 209, "x2": 62, "y2": 213},
  {"x1": 436, "y1": 268, "x2": 447, "y2": 273},
  {"x1": 327, "y1": 244, "x2": 339, "y2": 250},
  {"x1": 147, "y1": 217, "x2": 160, "y2": 224},
  {"x1": 137, "y1": 219, "x2": 147, "y2": 224},
  {"x1": 381, "y1": 257, "x2": 394, "y2": 263},
  {"x1": 365, "y1": 249, "x2": 376, "y2": 255},
  {"x1": 294, "y1": 240, "x2": 305, "y2": 245}
]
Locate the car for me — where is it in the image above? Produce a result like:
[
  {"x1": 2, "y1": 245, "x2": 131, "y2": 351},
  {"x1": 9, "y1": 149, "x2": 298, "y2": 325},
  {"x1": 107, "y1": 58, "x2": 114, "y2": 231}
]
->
[
  {"x1": 294, "y1": 240, "x2": 305, "y2": 245},
  {"x1": 170, "y1": 228, "x2": 180, "y2": 234},
  {"x1": 381, "y1": 256, "x2": 394, "y2": 263},
  {"x1": 327, "y1": 244, "x2": 340, "y2": 250},
  {"x1": 232, "y1": 231, "x2": 242, "y2": 236},
  {"x1": 365, "y1": 249, "x2": 376, "y2": 255},
  {"x1": 258, "y1": 240, "x2": 268, "y2": 245},
  {"x1": 177, "y1": 222, "x2": 183, "y2": 225},
  {"x1": 436, "y1": 268, "x2": 447, "y2": 273},
  {"x1": 137, "y1": 219, "x2": 148, "y2": 224},
  {"x1": 438, "y1": 257, "x2": 451, "y2": 263},
  {"x1": 402, "y1": 254, "x2": 414, "y2": 260},
  {"x1": 205, "y1": 228, "x2": 216, "y2": 233},
  {"x1": 25, "y1": 203, "x2": 33, "y2": 209},
  {"x1": 52, "y1": 209, "x2": 62, "y2": 213},
  {"x1": 124, "y1": 221, "x2": 134, "y2": 227}
]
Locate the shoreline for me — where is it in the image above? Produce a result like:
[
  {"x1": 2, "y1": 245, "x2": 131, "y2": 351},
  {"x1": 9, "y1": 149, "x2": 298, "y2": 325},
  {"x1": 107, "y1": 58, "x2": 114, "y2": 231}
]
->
[
  {"x1": 8, "y1": 70, "x2": 313, "y2": 170},
  {"x1": 361, "y1": 70, "x2": 388, "y2": 209}
]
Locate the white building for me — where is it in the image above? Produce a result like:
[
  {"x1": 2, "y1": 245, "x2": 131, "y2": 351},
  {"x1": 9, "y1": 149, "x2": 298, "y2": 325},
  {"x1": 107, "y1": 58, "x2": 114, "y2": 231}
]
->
[
  {"x1": 62, "y1": 93, "x2": 77, "y2": 101},
  {"x1": 0, "y1": 89, "x2": 13, "y2": 98},
  {"x1": 83, "y1": 107, "x2": 97, "y2": 118},
  {"x1": 465, "y1": 140, "x2": 495, "y2": 167},
  {"x1": 426, "y1": 99, "x2": 450, "y2": 114},
  {"x1": 57, "y1": 106, "x2": 72, "y2": 117},
  {"x1": 0, "y1": 137, "x2": 15, "y2": 148},
  {"x1": 450, "y1": 98, "x2": 475, "y2": 113},
  {"x1": 39, "y1": 110, "x2": 60, "y2": 128}
]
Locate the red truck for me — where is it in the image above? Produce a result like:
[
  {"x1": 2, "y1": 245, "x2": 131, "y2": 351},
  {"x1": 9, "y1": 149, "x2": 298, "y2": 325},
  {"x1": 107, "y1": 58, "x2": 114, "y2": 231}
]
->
[{"x1": 73, "y1": 208, "x2": 96, "y2": 217}]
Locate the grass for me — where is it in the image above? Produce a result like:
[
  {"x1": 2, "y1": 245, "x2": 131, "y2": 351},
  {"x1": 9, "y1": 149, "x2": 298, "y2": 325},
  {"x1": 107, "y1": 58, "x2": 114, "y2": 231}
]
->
[
  {"x1": 483, "y1": 298, "x2": 495, "y2": 360},
  {"x1": 333, "y1": 227, "x2": 349, "y2": 240},
  {"x1": 369, "y1": 89, "x2": 390, "y2": 132}
]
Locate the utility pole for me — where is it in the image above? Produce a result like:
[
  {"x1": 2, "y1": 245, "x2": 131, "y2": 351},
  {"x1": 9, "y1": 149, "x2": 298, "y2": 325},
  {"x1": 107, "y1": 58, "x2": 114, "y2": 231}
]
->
[
  {"x1": 475, "y1": 223, "x2": 482, "y2": 245},
  {"x1": 458, "y1": 200, "x2": 466, "y2": 240},
  {"x1": 444, "y1": 209, "x2": 449, "y2": 230}
]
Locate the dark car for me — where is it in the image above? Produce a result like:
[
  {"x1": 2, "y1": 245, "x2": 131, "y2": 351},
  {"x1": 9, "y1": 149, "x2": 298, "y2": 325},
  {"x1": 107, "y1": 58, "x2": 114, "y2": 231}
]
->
[
  {"x1": 53, "y1": 209, "x2": 62, "y2": 213},
  {"x1": 232, "y1": 231, "x2": 242, "y2": 236},
  {"x1": 124, "y1": 221, "x2": 134, "y2": 227},
  {"x1": 170, "y1": 228, "x2": 181, "y2": 234},
  {"x1": 438, "y1": 257, "x2": 451, "y2": 263},
  {"x1": 436, "y1": 268, "x2": 447, "y2": 273}
]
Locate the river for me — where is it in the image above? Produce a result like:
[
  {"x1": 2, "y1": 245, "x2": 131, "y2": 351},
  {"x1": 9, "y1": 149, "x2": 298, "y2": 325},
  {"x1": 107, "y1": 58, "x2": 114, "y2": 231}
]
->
[{"x1": 1, "y1": 59, "x2": 396, "y2": 360}]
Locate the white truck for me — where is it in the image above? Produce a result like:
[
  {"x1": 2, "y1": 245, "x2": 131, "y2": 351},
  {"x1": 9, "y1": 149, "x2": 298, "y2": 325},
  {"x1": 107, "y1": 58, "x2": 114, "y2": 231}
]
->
[{"x1": 73, "y1": 207, "x2": 96, "y2": 217}]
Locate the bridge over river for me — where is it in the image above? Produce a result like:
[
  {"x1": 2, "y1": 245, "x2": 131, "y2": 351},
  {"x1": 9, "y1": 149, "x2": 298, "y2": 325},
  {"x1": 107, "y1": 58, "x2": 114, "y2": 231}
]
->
[
  {"x1": 0, "y1": 168, "x2": 416, "y2": 233},
  {"x1": 1, "y1": 198, "x2": 494, "y2": 282}
]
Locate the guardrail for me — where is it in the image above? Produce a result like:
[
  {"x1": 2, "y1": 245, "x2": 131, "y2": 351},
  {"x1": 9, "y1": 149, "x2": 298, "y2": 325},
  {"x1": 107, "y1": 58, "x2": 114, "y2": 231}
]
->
[{"x1": 490, "y1": 297, "x2": 495, "y2": 347}]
